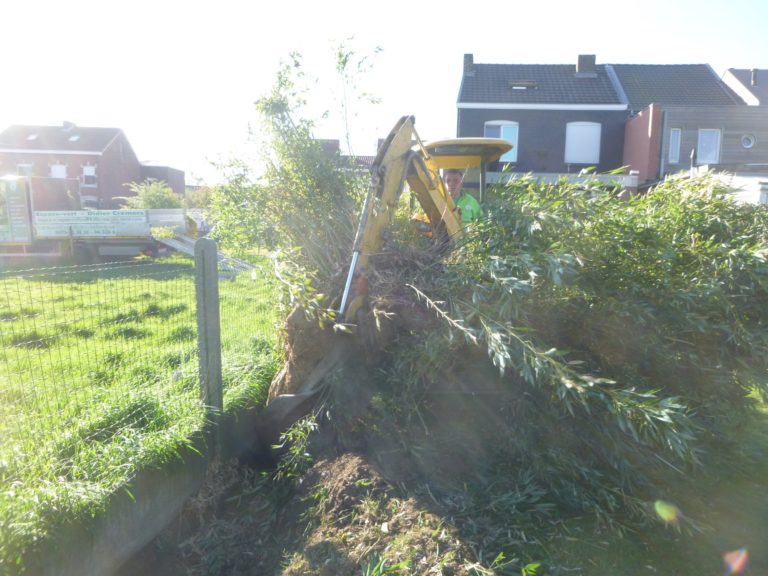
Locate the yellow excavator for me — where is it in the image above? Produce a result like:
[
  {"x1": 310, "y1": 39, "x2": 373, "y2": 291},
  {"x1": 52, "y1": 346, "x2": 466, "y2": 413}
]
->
[
  {"x1": 253, "y1": 115, "x2": 511, "y2": 452},
  {"x1": 338, "y1": 115, "x2": 511, "y2": 322}
]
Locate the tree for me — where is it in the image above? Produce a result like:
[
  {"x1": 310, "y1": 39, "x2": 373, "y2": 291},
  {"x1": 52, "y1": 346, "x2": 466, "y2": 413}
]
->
[
  {"x1": 211, "y1": 51, "x2": 371, "y2": 281},
  {"x1": 184, "y1": 185, "x2": 214, "y2": 210},
  {"x1": 119, "y1": 179, "x2": 183, "y2": 209}
]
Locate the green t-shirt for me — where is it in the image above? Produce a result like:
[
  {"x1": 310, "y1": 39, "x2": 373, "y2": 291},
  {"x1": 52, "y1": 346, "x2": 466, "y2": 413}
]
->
[{"x1": 456, "y1": 193, "x2": 482, "y2": 224}]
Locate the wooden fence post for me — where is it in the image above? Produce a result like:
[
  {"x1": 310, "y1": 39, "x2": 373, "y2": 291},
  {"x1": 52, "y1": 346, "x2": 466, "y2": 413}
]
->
[{"x1": 194, "y1": 238, "x2": 223, "y2": 456}]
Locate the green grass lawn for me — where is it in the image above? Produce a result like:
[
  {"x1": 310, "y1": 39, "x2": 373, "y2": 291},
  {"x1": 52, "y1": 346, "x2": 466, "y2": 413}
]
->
[{"x1": 0, "y1": 255, "x2": 279, "y2": 569}]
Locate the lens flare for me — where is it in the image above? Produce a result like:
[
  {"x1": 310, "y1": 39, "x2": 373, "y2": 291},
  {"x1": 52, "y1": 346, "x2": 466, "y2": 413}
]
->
[
  {"x1": 653, "y1": 500, "x2": 680, "y2": 524},
  {"x1": 723, "y1": 548, "x2": 748, "y2": 575}
]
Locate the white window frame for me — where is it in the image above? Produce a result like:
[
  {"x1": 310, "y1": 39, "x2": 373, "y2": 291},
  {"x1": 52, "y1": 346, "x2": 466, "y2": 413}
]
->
[
  {"x1": 697, "y1": 129, "x2": 721, "y2": 165},
  {"x1": 668, "y1": 128, "x2": 681, "y2": 164},
  {"x1": 484, "y1": 121, "x2": 518, "y2": 162},
  {"x1": 81, "y1": 165, "x2": 97, "y2": 188},
  {"x1": 50, "y1": 163, "x2": 67, "y2": 178},
  {"x1": 564, "y1": 122, "x2": 601, "y2": 165}
]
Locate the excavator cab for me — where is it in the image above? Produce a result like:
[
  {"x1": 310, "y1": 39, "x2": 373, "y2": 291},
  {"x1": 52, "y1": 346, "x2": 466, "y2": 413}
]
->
[
  {"x1": 423, "y1": 138, "x2": 512, "y2": 203},
  {"x1": 411, "y1": 137, "x2": 512, "y2": 235}
]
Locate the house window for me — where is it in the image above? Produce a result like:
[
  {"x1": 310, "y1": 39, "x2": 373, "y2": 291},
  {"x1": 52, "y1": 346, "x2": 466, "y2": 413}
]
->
[
  {"x1": 50, "y1": 164, "x2": 67, "y2": 178},
  {"x1": 484, "y1": 121, "x2": 518, "y2": 162},
  {"x1": 80, "y1": 195, "x2": 99, "y2": 208},
  {"x1": 565, "y1": 122, "x2": 601, "y2": 165},
  {"x1": 16, "y1": 163, "x2": 33, "y2": 177},
  {"x1": 81, "y1": 165, "x2": 97, "y2": 188},
  {"x1": 697, "y1": 129, "x2": 721, "y2": 165},
  {"x1": 669, "y1": 128, "x2": 681, "y2": 164}
]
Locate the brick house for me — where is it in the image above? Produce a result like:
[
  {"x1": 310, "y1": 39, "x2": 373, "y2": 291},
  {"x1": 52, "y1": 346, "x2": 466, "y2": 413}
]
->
[{"x1": 0, "y1": 122, "x2": 184, "y2": 209}]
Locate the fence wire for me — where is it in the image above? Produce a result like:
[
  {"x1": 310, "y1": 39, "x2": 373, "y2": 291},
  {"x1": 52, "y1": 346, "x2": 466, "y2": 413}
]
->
[
  {"x1": 217, "y1": 257, "x2": 280, "y2": 411},
  {"x1": 0, "y1": 258, "x2": 202, "y2": 487},
  {"x1": 0, "y1": 252, "x2": 279, "y2": 494}
]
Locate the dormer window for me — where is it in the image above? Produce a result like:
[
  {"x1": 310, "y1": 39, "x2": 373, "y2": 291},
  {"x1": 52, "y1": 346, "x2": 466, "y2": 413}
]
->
[
  {"x1": 68, "y1": 134, "x2": 80, "y2": 142},
  {"x1": 508, "y1": 80, "x2": 537, "y2": 90},
  {"x1": 26, "y1": 134, "x2": 38, "y2": 141}
]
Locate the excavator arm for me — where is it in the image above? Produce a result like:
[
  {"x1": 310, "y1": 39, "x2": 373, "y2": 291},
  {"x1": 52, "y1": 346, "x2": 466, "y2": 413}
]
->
[
  {"x1": 339, "y1": 116, "x2": 510, "y2": 321},
  {"x1": 254, "y1": 116, "x2": 510, "y2": 457}
]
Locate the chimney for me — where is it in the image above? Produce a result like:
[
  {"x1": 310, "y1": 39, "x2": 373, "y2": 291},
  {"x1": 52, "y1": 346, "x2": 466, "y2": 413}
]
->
[
  {"x1": 577, "y1": 54, "x2": 596, "y2": 76},
  {"x1": 62, "y1": 121, "x2": 76, "y2": 132},
  {"x1": 751, "y1": 68, "x2": 758, "y2": 86},
  {"x1": 464, "y1": 53, "x2": 475, "y2": 77}
]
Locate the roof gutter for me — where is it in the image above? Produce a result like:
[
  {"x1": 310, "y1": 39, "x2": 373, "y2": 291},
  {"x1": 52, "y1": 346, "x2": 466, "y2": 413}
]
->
[
  {"x1": 457, "y1": 103, "x2": 627, "y2": 111},
  {"x1": 0, "y1": 149, "x2": 102, "y2": 155}
]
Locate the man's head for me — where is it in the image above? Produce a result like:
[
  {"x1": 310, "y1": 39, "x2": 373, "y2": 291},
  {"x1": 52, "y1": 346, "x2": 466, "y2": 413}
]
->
[{"x1": 443, "y1": 169, "x2": 464, "y2": 198}]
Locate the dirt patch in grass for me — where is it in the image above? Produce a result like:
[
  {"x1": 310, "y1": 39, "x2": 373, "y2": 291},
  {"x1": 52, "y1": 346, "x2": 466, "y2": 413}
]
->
[{"x1": 117, "y1": 300, "x2": 548, "y2": 575}]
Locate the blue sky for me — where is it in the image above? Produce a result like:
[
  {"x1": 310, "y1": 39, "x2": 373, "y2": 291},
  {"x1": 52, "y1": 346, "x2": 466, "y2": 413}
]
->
[{"x1": 2, "y1": 0, "x2": 767, "y2": 184}]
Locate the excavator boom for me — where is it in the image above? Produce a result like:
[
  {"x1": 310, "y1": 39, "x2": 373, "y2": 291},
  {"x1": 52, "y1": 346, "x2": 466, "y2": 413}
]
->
[
  {"x1": 339, "y1": 116, "x2": 510, "y2": 321},
  {"x1": 255, "y1": 117, "x2": 510, "y2": 458}
]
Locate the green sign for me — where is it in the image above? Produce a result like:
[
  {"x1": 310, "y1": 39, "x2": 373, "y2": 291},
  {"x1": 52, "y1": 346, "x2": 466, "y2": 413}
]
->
[
  {"x1": 0, "y1": 178, "x2": 33, "y2": 244},
  {"x1": 33, "y1": 210, "x2": 151, "y2": 238}
]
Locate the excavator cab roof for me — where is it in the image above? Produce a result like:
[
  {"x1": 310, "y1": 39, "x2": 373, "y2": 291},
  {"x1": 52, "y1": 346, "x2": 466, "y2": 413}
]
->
[{"x1": 423, "y1": 138, "x2": 512, "y2": 171}]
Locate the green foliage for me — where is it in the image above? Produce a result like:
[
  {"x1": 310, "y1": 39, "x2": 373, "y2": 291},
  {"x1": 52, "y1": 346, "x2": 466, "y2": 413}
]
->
[
  {"x1": 211, "y1": 53, "x2": 368, "y2": 285},
  {"x1": 272, "y1": 416, "x2": 317, "y2": 489},
  {"x1": 360, "y1": 553, "x2": 409, "y2": 575},
  {"x1": 119, "y1": 179, "x2": 183, "y2": 209},
  {"x1": 469, "y1": 174, "x2": 768, "y2": 412},
  {"x1": 184, "y1": 185, "x2": 214, "y2": 209},
  {"x1": 334, "y1": 40, "x2": 382, "y2": 154},
  {"x1": 150, "y1": 226, "x2": 177, "y2": 240},
  {"x1": 404, "y1": 174, "x2": 768, "y2": 524},
  {"x1": 209, "y1": 161, "x2": 276, "y2": 255}
]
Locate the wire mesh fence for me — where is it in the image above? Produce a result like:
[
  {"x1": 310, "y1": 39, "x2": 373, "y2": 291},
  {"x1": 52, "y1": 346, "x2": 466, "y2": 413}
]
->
[
  {"x1": 0, "y1": 249, "x2": 279, "y2": 509},
  {"x1": 217, "y1": 257, "x2": 280, "y2": 412},
  {"x1": 0, "y1": 257, "x2": 202, "y2": 488}
]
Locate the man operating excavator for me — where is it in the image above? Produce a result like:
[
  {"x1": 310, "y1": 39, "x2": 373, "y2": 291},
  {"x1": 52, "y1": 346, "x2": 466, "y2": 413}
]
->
[{"x1": 443, "y1": 168, "x2": 482, "y2": 225}]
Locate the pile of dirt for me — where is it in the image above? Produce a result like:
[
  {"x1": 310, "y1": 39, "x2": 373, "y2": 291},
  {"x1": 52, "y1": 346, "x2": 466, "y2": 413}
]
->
[
  {"x1": 118, "y1": 308, "x2": 541, "y2": 575},
  {"x1": 119, "y1": 272, "x2": 549, "y2": 574},
  {"x1": 280, "y1": 453, "x2": 477, "y2": 575},
  {"x1": 118, "y1": 450, "x2": 489, "y2": 576}
]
